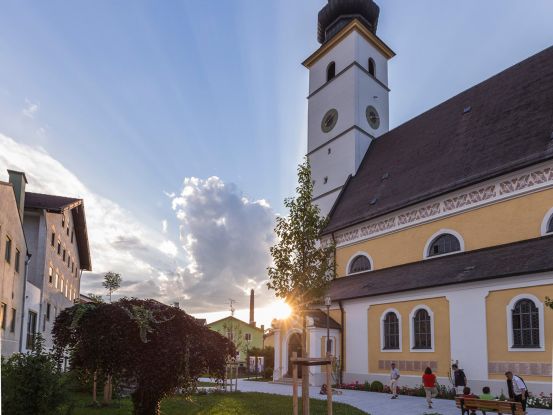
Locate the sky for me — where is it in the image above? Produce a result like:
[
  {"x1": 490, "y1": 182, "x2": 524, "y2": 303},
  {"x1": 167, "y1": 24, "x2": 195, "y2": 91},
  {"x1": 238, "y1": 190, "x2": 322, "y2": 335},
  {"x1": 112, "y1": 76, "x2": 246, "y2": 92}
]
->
[{"x1": 1, "y1": 0, "x2": 553, "y2": 327}]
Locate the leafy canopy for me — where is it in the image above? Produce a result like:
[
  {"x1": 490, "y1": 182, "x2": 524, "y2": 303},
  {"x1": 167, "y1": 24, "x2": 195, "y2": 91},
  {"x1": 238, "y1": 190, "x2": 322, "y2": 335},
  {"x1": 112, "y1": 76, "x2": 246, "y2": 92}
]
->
[{"x1": 267, "y1": 158, "x2": 335, "y2": 310}]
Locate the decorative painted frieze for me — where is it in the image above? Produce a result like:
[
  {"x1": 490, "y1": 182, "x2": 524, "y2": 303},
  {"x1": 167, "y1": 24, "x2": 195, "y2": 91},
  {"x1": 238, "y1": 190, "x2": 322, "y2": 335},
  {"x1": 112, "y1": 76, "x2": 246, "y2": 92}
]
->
[
  {"x1": 488, "y1": 361, "x2": 552, "y2": 377},
  {"x1": 333, "y1": 162, "x2": 553, "y2": 247}
]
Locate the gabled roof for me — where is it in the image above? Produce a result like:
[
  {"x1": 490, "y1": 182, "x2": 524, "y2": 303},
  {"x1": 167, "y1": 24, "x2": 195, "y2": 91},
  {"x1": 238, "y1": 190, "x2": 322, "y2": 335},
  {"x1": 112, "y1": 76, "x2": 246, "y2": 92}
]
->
[
  {"x1": 327, "y1": 235, "x2": 553, "y2": 302},
  {"x1": 324, "y1": 45, "x2": 553, "y2": 234},
  {"x1": 25, "y1": 191, "x2": 92, "y2": 271},
  {"x1": 207, "y1": 315, "x2": 264, "y2": 331}
]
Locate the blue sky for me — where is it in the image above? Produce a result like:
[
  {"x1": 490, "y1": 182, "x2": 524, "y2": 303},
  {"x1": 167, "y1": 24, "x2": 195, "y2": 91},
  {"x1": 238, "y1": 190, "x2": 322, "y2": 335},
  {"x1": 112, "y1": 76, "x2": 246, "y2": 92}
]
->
[{"x1": 1, "y1": 0, "x2": 553, "y2": 325}]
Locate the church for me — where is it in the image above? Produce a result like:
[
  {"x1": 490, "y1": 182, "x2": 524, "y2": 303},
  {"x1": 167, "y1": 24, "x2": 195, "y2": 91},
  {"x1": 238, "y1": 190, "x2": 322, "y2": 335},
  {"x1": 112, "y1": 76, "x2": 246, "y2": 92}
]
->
[{"x1": 272, "y1": 0, "x2": 553, "y2": 395}]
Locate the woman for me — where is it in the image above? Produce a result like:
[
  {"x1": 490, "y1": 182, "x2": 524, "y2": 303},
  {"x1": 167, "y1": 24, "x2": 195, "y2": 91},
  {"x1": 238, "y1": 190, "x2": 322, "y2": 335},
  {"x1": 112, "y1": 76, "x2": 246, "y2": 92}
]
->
[{"x1": 422, "y1": 366, "x2": 438, "y2": 409}]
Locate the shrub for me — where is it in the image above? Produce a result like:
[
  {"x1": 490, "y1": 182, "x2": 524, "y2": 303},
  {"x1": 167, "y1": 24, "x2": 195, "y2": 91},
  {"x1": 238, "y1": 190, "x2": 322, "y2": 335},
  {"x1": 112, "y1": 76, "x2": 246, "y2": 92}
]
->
[
  {"x1": 370, "y1": 380, "x2": 384, "y2": 392},
  {"x1": 1, "y1": 335, "x2": 69, "y2": 415},
  {"x1": 363, "y1": 381, "x2": 371, "y2": 391},
  {"x1": 263, "y1": 367, "x2": 273, "y2": 379}
]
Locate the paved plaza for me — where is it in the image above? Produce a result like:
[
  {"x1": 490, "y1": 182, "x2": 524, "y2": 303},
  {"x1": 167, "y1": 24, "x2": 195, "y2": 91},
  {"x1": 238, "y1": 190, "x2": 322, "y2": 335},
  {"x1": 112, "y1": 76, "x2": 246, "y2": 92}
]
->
[{"x1": 225, "y1": 379, "x2": 551, "y2": 415}]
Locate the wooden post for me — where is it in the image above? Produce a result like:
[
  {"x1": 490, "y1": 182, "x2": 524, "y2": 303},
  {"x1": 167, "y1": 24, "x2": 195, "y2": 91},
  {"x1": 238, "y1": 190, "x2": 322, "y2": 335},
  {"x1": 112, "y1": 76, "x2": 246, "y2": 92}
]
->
[
  {"x1": 292, "y1": 352, "x2": 298, "y2": 415},
  {"x1": 326, "y1": 354, "x2": 332, "y2": 415}
]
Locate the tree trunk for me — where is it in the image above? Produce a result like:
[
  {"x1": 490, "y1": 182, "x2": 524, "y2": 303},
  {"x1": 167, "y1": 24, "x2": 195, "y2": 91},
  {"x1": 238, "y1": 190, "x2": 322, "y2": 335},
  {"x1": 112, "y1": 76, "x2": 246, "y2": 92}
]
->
[
  {"x1": 103, "y1": 375, "x2": 113, "y2": 404},
  {"x1": 92, "y1": 371, "x2": 97, "y2": 403},
  {"x1": 301, "y1": 311, "x2": 309, "y2": 415},
  {"x1": 131, "y1": 388, "x2": 161, "y2": 415}
]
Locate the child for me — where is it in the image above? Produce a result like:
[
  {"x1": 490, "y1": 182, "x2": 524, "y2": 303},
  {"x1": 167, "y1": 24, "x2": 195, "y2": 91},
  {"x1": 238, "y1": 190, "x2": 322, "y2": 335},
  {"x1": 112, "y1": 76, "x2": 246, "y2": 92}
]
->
[
  {"x1": 462, "y1": 387, "x2": 478, "y2": 415},
  {"x1": 480, "y1": 386, "x2": 494, "y2": 400}
]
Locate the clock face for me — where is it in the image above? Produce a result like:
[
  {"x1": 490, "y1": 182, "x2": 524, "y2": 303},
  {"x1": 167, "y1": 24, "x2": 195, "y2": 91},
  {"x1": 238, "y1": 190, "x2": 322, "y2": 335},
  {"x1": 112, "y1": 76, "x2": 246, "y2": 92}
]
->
[
  {"x1": 321, "y1": 109, "x2": 338, "y2": 133},
  {"x1": 366, "y1": 105, "x2": 380, "y2": 129}
]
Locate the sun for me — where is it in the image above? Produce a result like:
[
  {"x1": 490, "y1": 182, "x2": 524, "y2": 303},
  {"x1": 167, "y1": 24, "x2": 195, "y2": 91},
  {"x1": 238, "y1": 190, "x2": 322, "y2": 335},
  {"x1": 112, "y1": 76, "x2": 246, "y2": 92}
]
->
[{"x1": 271, "y1": 299, "x2": 292, "y2": 320}]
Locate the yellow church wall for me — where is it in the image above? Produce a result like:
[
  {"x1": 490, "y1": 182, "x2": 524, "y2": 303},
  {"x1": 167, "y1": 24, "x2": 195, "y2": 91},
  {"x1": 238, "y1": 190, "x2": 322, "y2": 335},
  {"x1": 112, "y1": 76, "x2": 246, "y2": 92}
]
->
[
  {"x1": 336, "y1": 188, "x2": 553, "y2": 276},
  {"x1": 367, "y1": 297, "x2": 451, "y2": 377},
  {"x1": 486, "y1": 285, "x2": 553, "y2": 382}
]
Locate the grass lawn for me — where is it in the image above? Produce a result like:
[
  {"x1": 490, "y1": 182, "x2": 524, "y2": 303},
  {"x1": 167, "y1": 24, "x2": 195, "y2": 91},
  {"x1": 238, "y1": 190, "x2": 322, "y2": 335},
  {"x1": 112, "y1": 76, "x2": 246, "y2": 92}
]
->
[{"x1": 67, "y1": 391, "x2": 368, "y2": 415}]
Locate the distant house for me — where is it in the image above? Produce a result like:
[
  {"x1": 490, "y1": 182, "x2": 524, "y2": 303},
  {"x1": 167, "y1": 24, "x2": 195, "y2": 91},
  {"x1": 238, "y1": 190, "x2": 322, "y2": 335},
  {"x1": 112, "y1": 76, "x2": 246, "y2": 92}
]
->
[{"x1": 207, "y1": 315, "x2": 263, "y2": 365}]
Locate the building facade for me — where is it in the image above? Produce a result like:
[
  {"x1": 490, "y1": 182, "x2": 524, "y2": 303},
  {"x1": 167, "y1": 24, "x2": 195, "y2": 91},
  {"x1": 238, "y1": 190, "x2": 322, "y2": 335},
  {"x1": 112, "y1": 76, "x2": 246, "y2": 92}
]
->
[
  {"x1": 23, "y1": 192, "x2": 92, "y2": 350},
  {"x1": 0, "y1": 172, "x2": 28, "y2": 356},
  {"x1": 273, "y1": 0, "x2": 553, "y2": 395},
  {"x1": 208, "y1": 316, "x2": 264, "y2": 365}
]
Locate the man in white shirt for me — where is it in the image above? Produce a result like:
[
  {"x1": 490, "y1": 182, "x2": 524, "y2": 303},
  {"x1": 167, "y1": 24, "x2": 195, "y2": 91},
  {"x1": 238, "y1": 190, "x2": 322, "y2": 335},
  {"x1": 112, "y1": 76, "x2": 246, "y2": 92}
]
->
[
  {"x1": 390, "y1": 362, "x2": 400, "y2": 399},
  {"x1": 505, "y1": 371, "x2": 527, "y2": 411}
]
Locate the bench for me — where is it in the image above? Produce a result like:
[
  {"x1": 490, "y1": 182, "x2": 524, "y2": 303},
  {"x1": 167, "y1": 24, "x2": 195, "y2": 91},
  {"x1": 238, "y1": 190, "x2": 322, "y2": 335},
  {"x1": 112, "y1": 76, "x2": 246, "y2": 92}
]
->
[{"x1": 455, "y1": 397, "x2": 524, "y2": 415}]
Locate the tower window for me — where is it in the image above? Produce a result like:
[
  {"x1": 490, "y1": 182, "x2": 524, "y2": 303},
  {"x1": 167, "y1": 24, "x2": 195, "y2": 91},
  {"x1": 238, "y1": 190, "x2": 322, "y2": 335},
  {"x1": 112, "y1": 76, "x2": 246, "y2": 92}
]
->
[
  {"x1": 368, "y1": 58, "x2": 376, "y2": 77},
  {"x1": 323, "y1": 176, "x2": 328, "y2": 184},
  {"x1": 328, "y1": 148, "x2": 331, "y2": 155},
  {"x1": 326, "y1": 61, "x2": 336, "y2": 82}
]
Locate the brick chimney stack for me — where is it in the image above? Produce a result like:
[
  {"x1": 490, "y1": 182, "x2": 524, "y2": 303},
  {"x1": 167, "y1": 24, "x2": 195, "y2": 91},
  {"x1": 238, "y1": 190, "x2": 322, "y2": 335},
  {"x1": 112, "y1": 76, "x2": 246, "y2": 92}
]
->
[{"x1": 249, "y1": 289, "x2": 255, "y2": 327}]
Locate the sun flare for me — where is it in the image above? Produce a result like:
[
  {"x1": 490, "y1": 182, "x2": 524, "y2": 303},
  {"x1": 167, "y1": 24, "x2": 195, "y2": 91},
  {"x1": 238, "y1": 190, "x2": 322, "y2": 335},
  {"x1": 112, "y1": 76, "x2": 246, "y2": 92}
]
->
[{"x1": 271, "y1": 299, "x2": 292, "y2": 320}]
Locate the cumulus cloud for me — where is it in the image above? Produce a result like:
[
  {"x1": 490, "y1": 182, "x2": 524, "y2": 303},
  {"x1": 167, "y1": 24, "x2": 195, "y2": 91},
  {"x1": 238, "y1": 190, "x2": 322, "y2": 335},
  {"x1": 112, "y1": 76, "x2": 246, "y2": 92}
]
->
[
  {"x1": 0, "y1": 133, "x2": 277, "y2": 314},
  {"x1": 169, "y1": 177, "x2": 276, "y2": 312}
]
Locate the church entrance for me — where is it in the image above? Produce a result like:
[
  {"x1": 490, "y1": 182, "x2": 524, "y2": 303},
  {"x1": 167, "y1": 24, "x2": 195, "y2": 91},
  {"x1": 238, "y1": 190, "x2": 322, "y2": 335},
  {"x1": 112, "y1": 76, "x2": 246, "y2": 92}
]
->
[{"x1": 286, "y1": 332, "x2": 302, "y2": 378}]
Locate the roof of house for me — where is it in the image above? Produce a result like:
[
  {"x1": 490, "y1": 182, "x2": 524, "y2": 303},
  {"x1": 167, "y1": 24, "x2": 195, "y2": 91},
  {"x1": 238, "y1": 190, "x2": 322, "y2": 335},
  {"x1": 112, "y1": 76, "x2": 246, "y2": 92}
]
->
[
  {"x1": 25, "y1": 191, "x2": 91, "y2": 271},
  {"x1": 327, "y1": 235, "x2": 553, "y2": 302},
  {"x1": 207, "y1": 315, "x2": 264, "y2": 331},
  {"x1": 324, "y1": 45, "x2": 553, "y2": 234}
]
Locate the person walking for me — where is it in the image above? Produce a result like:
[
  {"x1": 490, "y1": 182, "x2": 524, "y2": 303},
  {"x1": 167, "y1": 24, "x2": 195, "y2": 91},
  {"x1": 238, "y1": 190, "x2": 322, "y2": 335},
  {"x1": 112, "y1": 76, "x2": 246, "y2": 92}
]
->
[
  {"x1": 452, "y1": 364, "x2": 467, "y2": 394},
  {"x1": 422, "y1": 366, "x2": 438, "y2": 409},
  {"x1": 390, "y1": 362, "x2": 400, "y2": 399},
  {"x1": 505, "y1": 371, "x2": 528, "y2": 412}
]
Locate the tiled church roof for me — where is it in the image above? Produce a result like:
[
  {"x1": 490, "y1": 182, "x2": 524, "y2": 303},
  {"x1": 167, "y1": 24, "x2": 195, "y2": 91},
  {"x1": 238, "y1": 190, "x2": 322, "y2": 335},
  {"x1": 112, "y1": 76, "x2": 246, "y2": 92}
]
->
[
  {"x1": 324, "y1": 46, "x2": 553, "y2": 235},
  {"x1": 327, "y1": 235, "x2": 553, "y2": 301}
]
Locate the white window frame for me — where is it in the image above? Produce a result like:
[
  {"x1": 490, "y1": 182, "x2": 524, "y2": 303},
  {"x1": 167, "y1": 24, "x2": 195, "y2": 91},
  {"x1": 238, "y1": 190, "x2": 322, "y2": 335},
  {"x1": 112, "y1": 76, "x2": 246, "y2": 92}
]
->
[
  {"x1": 409, "y1": 305, "x2": 435, "y2": 352},
  {"x1": 346, "y1": 252, "x2": 374, "y2": 275},
  {"x1": 380, "y1": 308, "x2": 402, "y2": 352},
  {"x1": 423, "y1": 229, "x2": 465, "y2": 259},
  {"x1": 506, "y1": 293, "x2": 545, "y2": 352},
  {"x1": 540, "y1": 207, "x2": 553, "y2": 236}
]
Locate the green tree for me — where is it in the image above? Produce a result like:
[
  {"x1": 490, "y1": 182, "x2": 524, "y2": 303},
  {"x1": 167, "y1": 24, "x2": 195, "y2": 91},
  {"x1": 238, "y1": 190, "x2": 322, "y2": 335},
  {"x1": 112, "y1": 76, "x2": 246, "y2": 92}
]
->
[
  {"x1": 1, "y1": 334, "x2": 69, "y2": 415},
  {"x1": 102, "y1": 271, "x2": 122, "y2": 303},
  {"x1": 267, "y1": 157, "x2": 335, "y2": 414}
]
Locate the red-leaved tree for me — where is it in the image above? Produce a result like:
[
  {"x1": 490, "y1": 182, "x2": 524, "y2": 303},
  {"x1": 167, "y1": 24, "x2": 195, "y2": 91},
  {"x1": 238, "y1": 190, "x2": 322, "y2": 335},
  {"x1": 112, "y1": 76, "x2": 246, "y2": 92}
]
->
[{"x1": 53, "y1": 298, "x2": 234, "y2": 415}]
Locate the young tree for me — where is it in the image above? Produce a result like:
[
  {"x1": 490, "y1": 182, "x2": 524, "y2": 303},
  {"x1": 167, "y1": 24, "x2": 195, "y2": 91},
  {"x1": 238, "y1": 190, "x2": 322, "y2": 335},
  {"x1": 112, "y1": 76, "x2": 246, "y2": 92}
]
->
[
  {"x1": 267, "y1": 158, "x2": 335, "y2": 414},
  {"x1": 53, "y1": 299, "x2": 234, "y2": 415},
  {"x1": 102, "y1": 272, "x2": 122, "y2": 303}
]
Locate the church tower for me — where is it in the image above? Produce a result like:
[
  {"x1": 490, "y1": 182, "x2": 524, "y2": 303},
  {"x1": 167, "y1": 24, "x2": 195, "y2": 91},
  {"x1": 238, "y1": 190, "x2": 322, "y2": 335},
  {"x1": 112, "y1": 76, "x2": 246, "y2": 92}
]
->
[{"x1": 304, "y1": 0, "x2": 395, "y2": 216}]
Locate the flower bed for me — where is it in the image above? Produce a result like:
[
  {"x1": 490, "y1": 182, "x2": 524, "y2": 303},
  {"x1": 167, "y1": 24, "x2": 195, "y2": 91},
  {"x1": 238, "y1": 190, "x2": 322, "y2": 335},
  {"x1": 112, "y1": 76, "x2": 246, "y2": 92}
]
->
[
  {"x1": 527, "y1": 392, "x2": 552, "y2": 409},
  {"x1": 336, "y1": 381, "x2": 552, "y2": 409}
]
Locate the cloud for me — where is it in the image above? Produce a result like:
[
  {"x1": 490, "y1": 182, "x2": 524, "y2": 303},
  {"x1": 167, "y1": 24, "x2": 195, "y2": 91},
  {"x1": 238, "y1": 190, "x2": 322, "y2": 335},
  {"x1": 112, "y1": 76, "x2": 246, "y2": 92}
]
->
[
  {"x1": 0, "y1": 133, "x2": 277, "y2": 314},
  {"x1": 169, "y1": 176, "x2": 276, "y2": 313},
  {"x1": 22, "y1": 99, "x2": 39, "y2": 119}
]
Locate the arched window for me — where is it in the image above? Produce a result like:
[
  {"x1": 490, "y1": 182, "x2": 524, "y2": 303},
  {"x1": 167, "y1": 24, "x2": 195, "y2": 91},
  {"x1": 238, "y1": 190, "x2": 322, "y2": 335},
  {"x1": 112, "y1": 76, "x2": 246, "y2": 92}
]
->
[
  {"x1": 547, "y1": 216, "x2": 553, "y2": 234},
  {"x1": 383, "y1": 312, "x2": 400, "y2": 350},
  {"x1": 368, "y1": 58, "x2": 376, "y2": 77},
  {"x1": 326, "y1": 61, "x2": 336, "y2": 82},
  {"x1": 512, "y1": 299, "x2": 540, "y2": 348},
  {"x1": 413, "y1": 309, "x2": 432, "y2": 349},
  {"x1": 428, "y1": 233, "x2": 461, "y2": 257},
  {"x1": 349, "y1": 255, "x2": 371, "y2": 274}
]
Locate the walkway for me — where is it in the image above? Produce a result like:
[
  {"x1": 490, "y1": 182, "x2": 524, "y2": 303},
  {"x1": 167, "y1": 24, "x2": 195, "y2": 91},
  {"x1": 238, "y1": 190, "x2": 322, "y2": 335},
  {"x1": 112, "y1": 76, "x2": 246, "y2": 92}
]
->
[{"x1": 223, "y1": 379, "x2": 550, "y2": 415}]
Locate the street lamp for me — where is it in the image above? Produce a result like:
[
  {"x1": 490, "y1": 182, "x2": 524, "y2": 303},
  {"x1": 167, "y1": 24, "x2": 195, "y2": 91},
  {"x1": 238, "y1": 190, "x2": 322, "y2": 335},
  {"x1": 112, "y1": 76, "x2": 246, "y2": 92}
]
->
[{"x1": 324, "y1": 295, "x2": 332, "y2": 355}]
